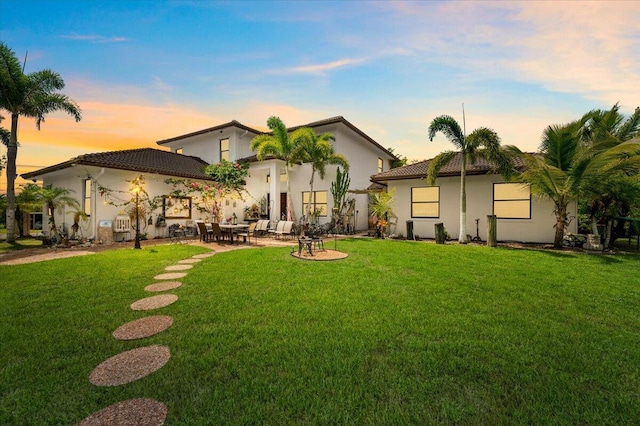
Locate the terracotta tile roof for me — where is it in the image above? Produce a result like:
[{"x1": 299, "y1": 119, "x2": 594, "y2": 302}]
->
[
  {"x1": 22, "y1": 148, "x2": 213, "y2": 181},
  {"x1": 370, "y1": 152, "x2": 526, "y2": 182}
]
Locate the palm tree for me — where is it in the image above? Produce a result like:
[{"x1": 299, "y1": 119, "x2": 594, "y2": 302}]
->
[
  {"x1": 427, "y1": 115, "x2": 514, "y2": 243},
  {"x1": 518, "y1": 119, "x2": 640, "y2": 249},
  {"x1": 36, "y1": 185, "x2": 80, "y2": 242},
  {"x1": 249, "y1": 116, "x2": 306, "y2": 221},
  {"x1": 293, "y1": 128, "x2": 349, "y2": 219},
  {"x1": 0, "y1": 42, "x2": 82, "y2": 242}
]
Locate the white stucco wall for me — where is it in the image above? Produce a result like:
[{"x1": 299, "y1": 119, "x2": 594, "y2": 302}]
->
[
  {"x1": 36, "y1": 166, "x2": 215, "y2": 241},
  {"x1": 387, "y1": 174, "x2": 578, "y2": 243}
]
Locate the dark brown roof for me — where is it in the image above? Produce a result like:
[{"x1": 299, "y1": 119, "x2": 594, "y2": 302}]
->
[
  {"x1": 157, "y1": 116, "x2": 396, "y2": 159},
  {"x1": 156, "y1": 120, "x2": 261, "y2": 145},
  {"x1": 22, "y1": 148, "x2": 213, "y2": 181},
  {"x1": 370, "y1": 152, "x2": 526, "y2": 182}
]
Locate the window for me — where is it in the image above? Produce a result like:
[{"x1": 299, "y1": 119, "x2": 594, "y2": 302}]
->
[
  {"x1": 83, "y1": 179, "x2": 92, "y2": 216},
  {"x1": 302, "y1": 191, "x2": 328, "y2": 217},
  {"x1": 377, "y1": 157, "x2": 384, "y2": 173},
  {"x1": 411, "y1": 187, "x2": 439, "y2": 218},
  {"x1": 175, "y1": 148, "x2": 183, "y2": 155},
  {"x1": 493, "y1": 183, "x2": 531, "y2": 219},
  {"x1": 220, "y1": 138, "x2": 230, "y2": 161}
]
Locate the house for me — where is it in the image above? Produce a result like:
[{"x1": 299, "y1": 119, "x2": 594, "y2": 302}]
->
[
  {"x1": 22, "y1": 117, "x2": 396, "y2": 240},
  {"x1": 370, "y1": 153, "x2": 578, "y2": 243}
]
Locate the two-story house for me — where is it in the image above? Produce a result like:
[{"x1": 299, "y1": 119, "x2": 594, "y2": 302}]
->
[{"x1": 22, "y1": 116, "x2": 396, "y2": 240}]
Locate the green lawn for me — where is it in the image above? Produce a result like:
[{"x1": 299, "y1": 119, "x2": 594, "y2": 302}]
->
[{"x1": 1, "y1": 240, "x2": 639, "y2": 424}]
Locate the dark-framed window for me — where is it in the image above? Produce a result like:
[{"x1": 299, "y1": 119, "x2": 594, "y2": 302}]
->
[
  {"x1": 83, "y1": 179, "x2": 92, "y2": 216},
  {"x1": 377, "y1": 157, "x2": 384, "y2": 173},
  {"x1": 220, "y1": 138, "x2": 230, "y2": 161},
  {"x1": 163, "y1": 196, "x2": 192, "y2": 219},
  {"x1": 411, "y1": 186, "x2": 439, "y2": 218},
  {"x1": 493, "y1": 183, "x2": 531, "y2": 219},
  {"x1": 302, "y1": 191, "x2": 328, "y2": 217}
]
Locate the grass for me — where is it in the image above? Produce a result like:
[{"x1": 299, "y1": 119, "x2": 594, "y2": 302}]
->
[{"x1": 1, "y1": 240, "x2": 639, "y2": 424}]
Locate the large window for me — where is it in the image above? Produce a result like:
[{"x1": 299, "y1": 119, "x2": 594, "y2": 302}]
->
[
  {"x1": 220, "y1": 138, "x2": 229, "y2": 161},
  {"x1": 302, "y1": 191, "x2": 328, "y2": 217},
  {"x1": 83, "y1": 179, "x2": 92, "y2": 216},
  {"x1": 493, "y1": 183, "x2": 531, "y2": 219},
  {"x1": 411, "y1": 187, "x2": 439, "y2": 218},
  {"x1": 377, "y1": 157, "x2": 384, "y2": 173}
]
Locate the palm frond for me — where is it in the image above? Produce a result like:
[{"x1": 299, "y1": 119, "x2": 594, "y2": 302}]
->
[
  {"x1": 428, "y1": 115, "x2": 465, "y2": 149},
  {"x1": 426, "y1": 150, "x2": 457, "y2": 185}
]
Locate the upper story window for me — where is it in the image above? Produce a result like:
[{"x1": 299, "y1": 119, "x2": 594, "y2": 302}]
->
[
  {"x1": 220, "y1": 138, "x2": 230, "y2": 161},
  {"x1": 377, "y1": 157, "x2": 384, "y2": 173},
  {"x1": 411, "y1": 186, "x2": 439, "y2": 218},
  {"x1": 83, "y1": 179, "x2": 92, "y2": 216},
  {"x1": 175, "y1": 148, "x2": 183, "y2": 155},
  {"x1": 493, "y1": 183, "x2": 531, "y2": 219}
]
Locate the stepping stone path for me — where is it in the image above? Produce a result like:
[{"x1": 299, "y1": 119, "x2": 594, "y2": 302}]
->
[
  {"x1": 154, "y1": 272, "x2": 187, "y2": 280},
  {"x1": 113, "y1": 316, "x2": 174, "y2": 340},
  {"x1": 165, "y1": 264, "x2": 193, "y2": 271},
  {"x1": 81, "y1": 250, "x2": 215, "y2": 424},
  {"x1": 145, "y1": 281, "x2": 182, "y2": 292},
  {"x1": 131, "y1": 294, "x2": 178, "y2": 311},
  {"x1": 79, "y1": 398, "x2": 167, "y2": 426},
  {"x1": 90, "y1": 345, "x2": 171, "y2": 387}
]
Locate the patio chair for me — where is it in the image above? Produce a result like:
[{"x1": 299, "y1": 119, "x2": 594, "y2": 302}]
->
[
  {"x1": 237, "y1": 222, "x2": 257, "y2": 244},
  {"x1": 255, "y1": 219, "x2": 270, "y2": 236},
  {"x1": 195, "y1": 221, "x2": 213, "y2": 242},
  {"x1": 210, "y1": 222, "x2": 228, "y2": 243},
  {"x1": 269, "y1": 221, "x2": 285, "y2": 238},
  {"x1": 276, "y1": 221, "x2": 294, "y2": 239}
]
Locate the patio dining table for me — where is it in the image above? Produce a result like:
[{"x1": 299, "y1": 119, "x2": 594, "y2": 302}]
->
[{"x1": 219, "y1": 223, "x2": 250, "y2": 244}]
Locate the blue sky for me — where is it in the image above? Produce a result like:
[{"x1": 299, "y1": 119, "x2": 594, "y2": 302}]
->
[{"x1": 1, "y1": 0, "x2": 639, "y2": 190}]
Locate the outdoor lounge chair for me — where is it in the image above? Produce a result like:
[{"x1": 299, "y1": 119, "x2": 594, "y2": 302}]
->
[{"x1": 275, "y1": 221, "x2": 294, "y2": 239}]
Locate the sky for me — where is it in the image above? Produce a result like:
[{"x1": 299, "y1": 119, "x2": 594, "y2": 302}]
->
[{"x1": 1, "y1": 0, "x2": 639, "y2": 192}]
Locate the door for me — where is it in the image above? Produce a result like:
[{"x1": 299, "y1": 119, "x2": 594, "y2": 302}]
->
[{"x1": 280, "y1": 192, "x2": 287, "y2": 220}]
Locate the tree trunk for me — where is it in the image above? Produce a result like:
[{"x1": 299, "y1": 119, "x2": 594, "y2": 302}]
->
[
  {"x1": 554, "y1": 205, "x2": 567, "y2": 249},
  {"x1": 284, "y1": 165, "x2": 295, "y2": 222},
  {"x1": 459, "y1": 153, "x2": 467, "y2": 244},
  {"x1": 435, "y1": 222, "x2": 446, "y2": 244},
  {"x1": 487, "y1": 215, "x2": 497, "y2": 247},
  {"x1": 5, "y1": 113, "x2": 19, "y2": 243}
]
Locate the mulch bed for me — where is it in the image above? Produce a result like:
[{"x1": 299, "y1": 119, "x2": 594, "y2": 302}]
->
[{"x1": 291, "y1": 249, "x2": 348, "y2": 261}]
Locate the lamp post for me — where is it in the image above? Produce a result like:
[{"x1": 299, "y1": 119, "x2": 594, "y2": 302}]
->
[{"x1": 133, "y1": 185, "x2": 141, "y2": 249}]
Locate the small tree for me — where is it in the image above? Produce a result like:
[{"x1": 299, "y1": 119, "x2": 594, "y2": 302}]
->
[
  {"x1": 369, "y1": 188, "x2": 395, "y2": 237},
  {"x1": 36, "y1": 185, "x2": 80, "y2": 241},
  {"x1": 331, "y1": 167, "x2": 351, "y2": 224}
]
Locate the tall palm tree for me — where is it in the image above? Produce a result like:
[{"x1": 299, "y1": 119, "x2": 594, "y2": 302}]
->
[
  {"x1": 0, "y1": 42, "x2": 82, "y2": 242},
  {"x1": 427, "y1": 114, "x2": 514, "y2": 243},
  {"x1": 293, "y1": 128, "x2": 349, "y2": 219},
  {"x1": 249, "y1": 116, "x2": 306, "y2": 221},
  {"x1": 36, "y1": 185, "x2": 80, "y2": 241}
]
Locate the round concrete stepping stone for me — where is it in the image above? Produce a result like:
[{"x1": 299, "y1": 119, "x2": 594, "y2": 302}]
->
[
  {"x1": 178, "y1": 258, "x2": 201, "y2": 264},
  {"x1": 165, "y1": 264, "x2": 193, "y2": 271},
  {"x1": 113, "y1": 316, "x2": 173, "y2": 340},
  {"x1": 154, "y1": 272, "x2": 187, "y2": 280},
  {"x1": 192, "y1": 252, "x2": 215, "y2": 259},
  {"x1": 131, "y1": 294, "x2": 178, "y2": 311},
  {"x1": 89, "y1": 345, "x2": 170, "y2": 387},
  {"x1": 79, "y1": 398, "x2": 167, "y2": 425},
  {"x1": 145, "y1": 281, "x2": 182, "y2": 292}
]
